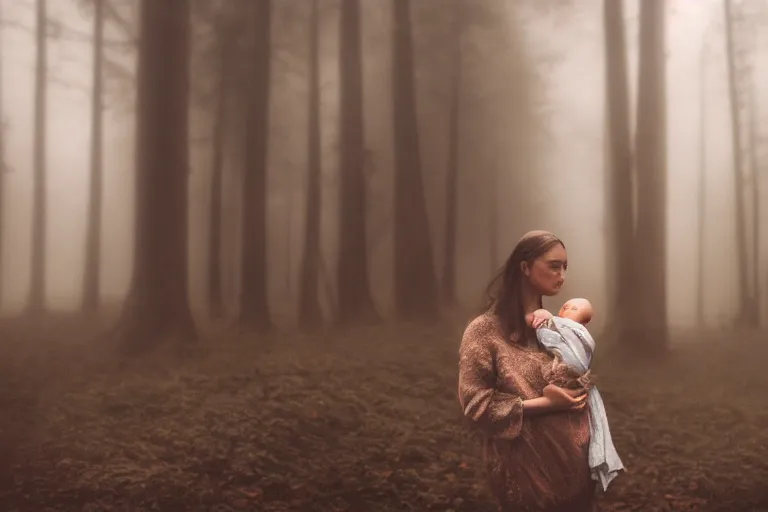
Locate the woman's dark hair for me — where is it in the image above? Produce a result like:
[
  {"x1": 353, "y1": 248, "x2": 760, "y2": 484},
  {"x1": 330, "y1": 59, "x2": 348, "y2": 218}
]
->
[{"x1": 484, "y1": 231, "x2": 565, "y2": 344}]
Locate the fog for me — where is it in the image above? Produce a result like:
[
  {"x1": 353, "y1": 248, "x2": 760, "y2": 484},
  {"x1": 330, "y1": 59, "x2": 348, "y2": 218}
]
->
[
  {"x1": 2, "y1": 0, "x2": 135, "y2": 309},
  {"x1": 2, "y1": 1, "x2": 768, "y2": 510},
  {"x1": 1, "y1": 0, "x2": 762, "y2": 333}
]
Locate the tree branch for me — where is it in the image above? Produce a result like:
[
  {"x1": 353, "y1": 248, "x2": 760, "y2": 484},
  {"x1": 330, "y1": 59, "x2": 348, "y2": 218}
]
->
[
  {"x1": 102, "y1": 0, "x2": 137, "y2": 42},
  {"x1": 103, "y1": 55, "x2": 135, "y2": 82},
  {"x1": 0, "y1": 17, "x2": 134, "y2": 49},
  {"x1": 48, "y1": 73, "x2": 91, "y2": 96}
]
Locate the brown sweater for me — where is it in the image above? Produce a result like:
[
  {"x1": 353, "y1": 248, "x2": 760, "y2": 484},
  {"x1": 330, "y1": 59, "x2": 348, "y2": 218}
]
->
[{"x1": 458, "y1": 313, "x2": 593, "y2": 510}]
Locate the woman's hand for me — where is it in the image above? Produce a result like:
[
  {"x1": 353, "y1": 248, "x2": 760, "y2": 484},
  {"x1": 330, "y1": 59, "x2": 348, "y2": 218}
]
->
[
  {"x1": 521, "y1": 385, "x2": 588, "y2": 416},
  {"x1": 542, "y1": 384, "x2": 587, "y2": 411}
]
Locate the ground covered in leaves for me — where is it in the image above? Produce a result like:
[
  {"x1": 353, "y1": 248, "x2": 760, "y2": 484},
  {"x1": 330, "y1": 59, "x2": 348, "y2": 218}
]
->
[{"x1": 0, "y1": 314, "x2": 767, "y2": 512}]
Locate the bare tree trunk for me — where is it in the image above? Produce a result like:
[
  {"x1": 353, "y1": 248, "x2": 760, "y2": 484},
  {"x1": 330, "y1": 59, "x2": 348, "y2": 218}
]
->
[
  {"x1": 28, "y1": 0, "x2": 48, "y2": 314},
  {"x1": 285, "y1": 190, "x2": 292, "y2": 292},
  {"x1": 392, "y1": 0, "x2": 438, "y2": 319},
  {"x1": 634, "y1": 0, "x2": 668, "y2": 352},
  {"x1": 488, "y1": 169, "x2": 498, "y2": 275},
  {"x1": 82, "y1": 0, "x2": 104, "y2": 314},
  {"x1": 697, "y1": 39, "x2": 707, "y2": 326},
  {"x1": 114, "y1": 0, "x2": 196, "y2": 352},
  {"x1": 239, "y1": 0, "x2": 272, "y2": 331},
  {"x1": 604, "y1": 0, "x2": 635, "y2": 338},
  {"x1": 724, "y1": 0, "x2": 751, "y2": 323},
  {"x1": 747, "y1": 78, "x2": 761, "y2": 321},
  {"x1": 442, "y1": 3, "x2": 461, "y2": 305},
  {"x1": 207, "y1": 18, "x2": 231, "y2": 319},
  {"x1": 298, "y1": 0, "x2": 322, "y2": 327},
  {"x1": 0, "y1": 0, "x2": 5, "y2": 308},
  {"x1": 337, "y1": 0, "x2": 376, "y2": 324}
]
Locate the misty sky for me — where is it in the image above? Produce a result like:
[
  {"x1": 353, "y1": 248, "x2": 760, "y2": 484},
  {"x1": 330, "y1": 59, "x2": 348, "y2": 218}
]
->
[{"x1": 1, "y1": 0, "x2": 764, "y2": 330}]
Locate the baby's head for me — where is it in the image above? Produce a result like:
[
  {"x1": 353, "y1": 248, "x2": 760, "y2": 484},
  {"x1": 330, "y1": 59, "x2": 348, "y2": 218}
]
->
[{"x1": 558, "y1": 298, "x2": 593, "y2": 325}]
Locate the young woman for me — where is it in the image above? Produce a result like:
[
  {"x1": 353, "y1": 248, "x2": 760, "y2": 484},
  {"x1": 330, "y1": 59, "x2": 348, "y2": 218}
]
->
[{"x1": 458, "y1": 231, "x2": 596, "y2": 511}]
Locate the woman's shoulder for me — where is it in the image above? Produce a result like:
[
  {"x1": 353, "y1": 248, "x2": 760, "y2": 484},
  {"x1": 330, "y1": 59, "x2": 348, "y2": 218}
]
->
[{"x1": 461, "y1": 312, "x2": 502, "y2": 347}]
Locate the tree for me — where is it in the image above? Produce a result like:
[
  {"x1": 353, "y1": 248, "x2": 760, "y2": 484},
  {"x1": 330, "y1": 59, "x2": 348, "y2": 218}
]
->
[
  {"x1": 723, "y1": 0, "x2": 753, "y2": 325},
  {"x1": 746, "y1": 79, "x2": 761, "y2": 322},
  {"x1": 205, "y1": 6, "x2": 235, "y2": 319},
  {"x1": 113, "y1": 0, "x2": 196, "y2": 351},
  {"x1": 81, "y1": 0, "x2": 105, "y2": 313},
  {"x1": 27, "y1": 0, "x2": 48, "y2": 314},
  {"x1": 440, "y1": 0, "x2": 462, "y2": 306},
  {"x1": 603, "y1": 0, "x2": 635, "y2": 336},
  {"x1": 392, "y1": 0, "x2": 438, "y2": 319},
  {"x1": 697, "y1": 33, "x2": 708, "y2": 325},
  {"x1": 417, "y1": 0, "x2": 538, "y2": 304},
  {"x1": 0, "y1": 0, "x2": 6, "y2": 307},
  {"x1": 723, "y1": 0, "x2": 768, "y2": 326},
  {"x1": 336, "y1": 0, "x2": 377, "y2": 324},
  {"x1": 38, "y1": 0, "x2": 138, "y2": 315},
  {"x1": 633, "y1": 0, "x2": 668, "y2": 352},
  {"x1": 239, "y1": 0, "x2": 272, "y2": 331},
  {"x1": 298, "y1": 0, "x2": 323, "y2": 327}
]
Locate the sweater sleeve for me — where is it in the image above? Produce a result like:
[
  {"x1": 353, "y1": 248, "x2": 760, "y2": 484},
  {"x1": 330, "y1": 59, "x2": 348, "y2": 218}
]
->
[{"x1": 458, "y1": 317, "x2": 524, "y2": 440}]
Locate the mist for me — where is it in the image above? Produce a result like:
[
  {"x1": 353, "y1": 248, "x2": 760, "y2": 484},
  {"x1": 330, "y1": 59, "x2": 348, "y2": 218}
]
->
[
  {"x1": 0, "y1": 0, "x2": 766, "y2": 510},
  {"x1": 2, "y1": 0, "x2": 764, "y2": 330}
]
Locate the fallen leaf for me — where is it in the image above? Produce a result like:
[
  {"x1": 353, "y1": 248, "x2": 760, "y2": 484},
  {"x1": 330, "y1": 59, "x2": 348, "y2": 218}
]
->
[{"x1": 238, "y1": 487, "x2": 263, "y2": 499}]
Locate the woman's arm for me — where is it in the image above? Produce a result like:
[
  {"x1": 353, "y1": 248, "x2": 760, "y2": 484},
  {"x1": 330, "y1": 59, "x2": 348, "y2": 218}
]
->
[
  {"x1": 459, "y1": 320, "x2": 525, "y2": 439},
  {"x1": 458, "y1": 319, "x2": 583, "y2": 438},
  {"x1": 522, "y1": 396, "x2": 562, "y2": 416}
]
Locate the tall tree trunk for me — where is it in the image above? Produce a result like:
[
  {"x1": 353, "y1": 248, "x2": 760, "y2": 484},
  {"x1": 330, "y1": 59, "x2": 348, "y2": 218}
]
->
[
  {"x1": 298, "y1": 0, "x2": 323, "y2": 327},
  {"x1": 723, "y1": 0, "x2": 751, "y2": 323},
  {"x1": 633, "y1": 0, "x2": 668, "y2": 352},
  {"x1": 82, "y1": 0, "x2": 104, "y2": 313},
  {"x1": 697, "y1": 39, "x2": 707, "y2": 326},
  {"x1": 0, "y1": 0, "x2": 5, "y2": 308},
  {"x1": 747, "y1": 78, "x2": 761, "y2": 322},
  {"x1": 488, "y1": 169, "x2": 498, "y2": 275},
  {"x1": 28, "y1": 0, "x2": 48, "y2": 314},
  {"x1": 442, "y1": 3, "x2": 461, "y2": 305},
  {"x1": 285, "y1": 190, "x2": 292, "y2": 292},
  {"x1": 239, "y1": 0, "x2": 272, "y2": 331},
  {"x1": 337, "y1": 0, "x2": 376, "y2": 324},
  {"x1": 603, "y1": 0, "x2": 635, "y2": 338},
  {"x1": 392, "y1": 0, "x2": 438, "y2": 319},
  {"x1": 207, "y1": 19, "x2": 230, "y2": 319},
  {"x1": 114, "y1": 0, "x2": 196, "y2": 351}
]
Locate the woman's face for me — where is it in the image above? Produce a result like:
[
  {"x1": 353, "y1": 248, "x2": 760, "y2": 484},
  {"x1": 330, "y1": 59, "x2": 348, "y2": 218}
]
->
[{"x1": 522, "y1": 243, "x2": 567, "y2": 296}]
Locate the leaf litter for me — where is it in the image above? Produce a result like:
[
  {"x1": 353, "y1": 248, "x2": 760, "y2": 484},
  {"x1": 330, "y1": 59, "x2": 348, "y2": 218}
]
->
[{"x1": 0, "y1": 315, "x2": 767, "y2": 511}]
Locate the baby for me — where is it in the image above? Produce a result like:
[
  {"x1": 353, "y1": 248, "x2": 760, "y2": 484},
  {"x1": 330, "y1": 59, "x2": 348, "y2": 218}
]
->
[
  {"x1": 528, "y1": 297, "x2": 594, "y2": 328},
  {"x1": 527, "y1": 298, "x2": 594, "y2": 391},
  {"x1": 526, "y1": 298, "x2": 625, "y2": 491}
]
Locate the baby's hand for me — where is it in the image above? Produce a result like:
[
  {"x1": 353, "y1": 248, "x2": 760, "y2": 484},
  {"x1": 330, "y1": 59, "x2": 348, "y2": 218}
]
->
[{"x1": 526, "y1": 309, "x2": 553, "y2": 329}]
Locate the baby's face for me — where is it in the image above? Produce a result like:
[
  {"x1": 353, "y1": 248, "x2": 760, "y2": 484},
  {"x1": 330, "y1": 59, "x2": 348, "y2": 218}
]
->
[{"x1": 558, "y1": 298, "x2": 593, "y2": 324}]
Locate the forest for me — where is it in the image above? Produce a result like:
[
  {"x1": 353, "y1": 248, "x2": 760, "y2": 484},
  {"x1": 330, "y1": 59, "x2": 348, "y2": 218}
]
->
[{"x1": 0, "y1": 0, "x2": 766, "y2": 510}]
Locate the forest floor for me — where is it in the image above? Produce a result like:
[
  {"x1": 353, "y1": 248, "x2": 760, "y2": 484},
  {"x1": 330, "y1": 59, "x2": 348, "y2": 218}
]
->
[{"x1": 0, "y1": 313, "x2": 766, "y2": 512}]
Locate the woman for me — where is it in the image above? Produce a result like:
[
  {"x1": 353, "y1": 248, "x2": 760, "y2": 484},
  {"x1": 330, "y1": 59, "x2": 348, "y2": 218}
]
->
[{"x1": 458, "y1": 230, "x2": 596, "y2": 511}]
